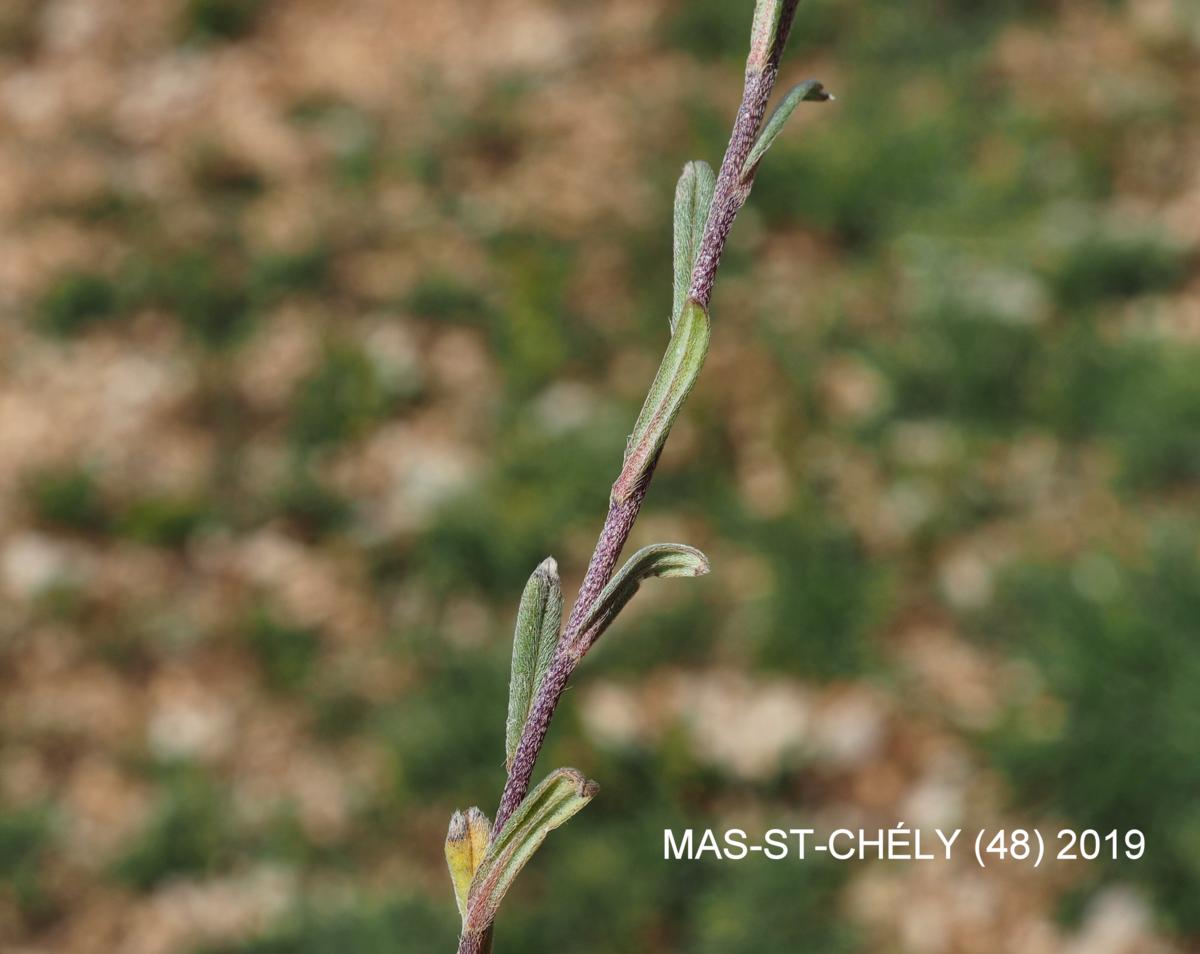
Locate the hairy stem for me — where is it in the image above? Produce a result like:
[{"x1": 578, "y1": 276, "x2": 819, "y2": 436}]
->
[
  {"x1": 491, "y1": 3, "x2": 796, "y2": 836},
  {"x1": 690, "y1": 3, "x2": 799, "y2": 308},
  {"x1": 494, "y1": 484, "x2": 649, "y2": 831},
  {"x1": 457, "y1": 4, "x2": 802, "y2": 949},
  {"x1": 457, "y1": 929, "x2": 491, "y2": 954}
]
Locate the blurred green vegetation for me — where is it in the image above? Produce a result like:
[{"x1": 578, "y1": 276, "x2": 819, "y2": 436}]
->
[
  {"x1": 197, "y1": 897, "x2": 457, "y2": 954},
  {"x1": 24, "y1": 465, "x2": 214, "y2": 548},
  {"x1": 976, "y1": 531, "x2": 1200, "y2": 933},
  {"x1": 37, "y1": 271, "x2": 119, "y2": 337},
  {"x1": 415, "y1": 424, "x2": 618, "y2": 599},
  {"x1": 26, "y1": 466, "x2": 110, "y2": 533},
  {"x1": 35, "y1": 241, "x2": 332, "y2": 350},
  {"x1": 114, "y1": 760, "x2": 335, "y2": 893},
  {"x1": 245, "y1": 606, "x2": 323, "y2": 694},
  {"x1": 747, "y1": 508, "x2": 890, "y2": 679},
  {"x1": 182, "y1": 0, "x2": 267, "y2": 44},
  {"x1": 0, "y1": 805, "x2": 55, "y2": 927},
  {"x1": 289, "y1": 344, "x2": 399, "y2": 451},
  {"x1": 115, "y1": 765, "x2": 235, "y2": 891},
  {"x1": 1049, "y1": 232, "x2": 1188, "y2": 310},
  {"x1": 4, "y1": 0, "x2": 1198, "y2": 951},
  {"x1": 270, "y1": 468, "x2": 356, "y2": 540}
]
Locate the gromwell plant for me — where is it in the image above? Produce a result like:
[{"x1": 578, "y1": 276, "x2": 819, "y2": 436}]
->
[{"x1": 445, "y1": 2, "x2": 831, "y2": 950}]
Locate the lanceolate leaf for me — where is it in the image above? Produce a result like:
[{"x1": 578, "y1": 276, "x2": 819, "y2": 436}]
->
[
  {"x1": 567, "y1": 543, "x2": 710, "y2": 657},
  {"x1": 672, "y1": 161, "x2": 716, "y2": 333},
  {"x1": 748, "y1": 0, "x2": 788, "y2": 71},
  {"x1": 505, "y1": 558, "x2": 563, "y2": 771},
  {"x1": 445, "y1": 807, "x2": 492, "y2": 923},
  {"x1": 465, "y1": 769, "x2": 598, "y2": 932},
  {"x1": 615, "y1": 299, "x2": 710, "y2": 503},
  {"x1": 741, "y1": 80, "x2": 832, "y2": 181}
]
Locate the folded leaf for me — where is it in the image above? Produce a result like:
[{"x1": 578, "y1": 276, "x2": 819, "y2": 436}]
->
[
  {"x1": 568, "y1": 543, "x2": 710, "y2": 657},
  {"x1": 466, "y1": 768, "x2": 598, "y2": 932},
  {"x1": 672, "y1": 161, "x2": 716, "y2": 333},
  {"x1": 741, "y1": 80, "x2": 832, "y2": 181},
  {"x1": 748, "y1": 0, "x2": 796, "y2": 71},
  {"x1": 505, "y1": 558, "x2": 563, "y2": 771},
  {"x1": 445, "y1": 807, "x2": 492, "y2": 922},
  {"x1": 615, "y1": 299, "x2": 710, "y2": 503}
]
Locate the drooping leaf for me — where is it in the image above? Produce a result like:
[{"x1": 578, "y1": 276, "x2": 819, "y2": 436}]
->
[
  {"x1": 465, "y1": 768, "x2": 598, "y2": 932},
  {"x1": 567, "y1": 543, "x2": 710, "y2": 656},
  {"x1": 741, "y1": 80, "x2": 832, "y2": 180},
  {"x1": 505, "y1": 558, "x2": 563, "y2": 771},
  {"x1": 615, "y1": 299, "x2": 710, "y2": 503},
  {"x1": 672, "y1": 161, "x2": 716, "y2": 333},
  {"x1": 445, "y1": 807, "x2": 492, "y2": 922}
]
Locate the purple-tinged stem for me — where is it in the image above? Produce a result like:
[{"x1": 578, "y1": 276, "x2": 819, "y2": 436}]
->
[
  {"x1": 457, "y1": 930, "x2": 490, "y2": 954},
  {"x1": 489, "y1": 0, "x2": 797, "y2": 837},
  {"x1": 458, "y1": 4, "x2": 802, "y2": 949},
  {"x1": 494, "y1": 485, "x2": 648, "y2": 831},
  {"x1": 690, "y1": 4, "x2": 800, "y2": 309}
]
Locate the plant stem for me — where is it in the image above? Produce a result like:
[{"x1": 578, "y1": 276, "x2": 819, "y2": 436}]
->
[
  {"x1": 494, "y1": 484, "x2": 649, "y2": 831},
  {"x1": 690, "y1": 4, "x2": 799, "y2": 309},
  {"x1": 457, "y1": 929, "x2": 491, "y2": 954},
  {"x1": 457, "y1": 4, "x2": 802, "y2": 949}
]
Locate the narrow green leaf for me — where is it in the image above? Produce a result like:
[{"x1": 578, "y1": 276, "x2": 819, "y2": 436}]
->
[
  {"x1": 568, "y1": 543, "x2": 710, "y2": 655},
  {"x1": 748, "y1": 0, "x2": 787, "y2": 72},
  {"x1": 615, "y1": 299, "x2": 710, "y2": 503},
  {"x1": 465, "y1": 768, "x2": 598, "y2": 932},
  {"x1": 505, "y1": 558, "x2": 563, "y2": 771},
  {"x1": 672, "y1": 161, "x2": 716, "y2": 333},
  {"x1": 741, "y1": 80, "x2": 832, "y2": 181},
  {"x1": 445, "y1": 807, "x2": 492, "y2": 923}
]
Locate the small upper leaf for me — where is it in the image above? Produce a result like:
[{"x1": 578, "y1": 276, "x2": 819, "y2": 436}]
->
[
  {"x1": 748, "y1": 0, "x2": 789, "y2": 72},
  {"x1": 741, "y1": 80, "x2": 832, "y2": 181},
  {"x1": 445, "y1": 806, "x2": 492, "y2": 923},
  {"x1": 615, "y1": 299, "x2": 710, "y2": 504},
  {"x1": 567, "y1": 543, "x2": 710, "y2": 657},
  {"x1": 465, "y1": 768, "x2": 598, "y2": 932},
  {"x1": 505, "y1": 558, "x2": 563, "y2": 771},
  {"x1": 672, "y1": 161, "x2": 716, "y2": 333}
]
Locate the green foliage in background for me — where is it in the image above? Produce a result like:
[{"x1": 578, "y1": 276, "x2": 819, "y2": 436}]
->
[
  {"x1": 26, "y1": 466, "x2": 110, "y2": 533},
  {"x1": 246, "y1": 606, "x2": 324, "y2": 694},
  {"x1": 978, "y1": 532, "x2": 1200, "y2": 933},
  {"x1": 115, "y1": 765, "x2": 235, "y2": 891},
  {"x1": 183, "y1": 0, "x2": 267, "y2": 43},
  {"x1": 196, "y1": 897, "x2": 457, "y2": 954},
  {"x1": 0, "y1": 806, "x2": 54, "y2": 927},
  {"x1": 748, "y1": 507, "x2": 889, "y2": 679},
  {"x1": 1049, "y1": 232, "x2": 1187, "y2": 310},
  {"x1": 289, "y1": 344, "x2": 398, "y2": 451},
  {"x1": 4, "y1": 0, "x2": 1197, "y2": 951},
  {"x1": 37, "y1": 271, "x2": 119, "y2": 337}
]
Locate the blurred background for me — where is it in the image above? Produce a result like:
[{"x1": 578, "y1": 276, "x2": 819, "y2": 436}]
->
[{"x1": 1, "y1": 0, "x2": 1198, "y2": 951}]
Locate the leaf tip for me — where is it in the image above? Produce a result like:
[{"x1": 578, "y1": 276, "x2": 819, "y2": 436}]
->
[
  {"x1": 465, "y1": 807, "x2": 492, "y2": 864},
  {"x1": 748, "y1": 0, "x2": 787, "y2": 72},
  {"x1": 740, "y1": 79, "x2": 833, "y2": 180},
  {"x1": 466, "y1": 805, "x2": 492, "y2": 838},
  {"x1": 804, "y1": 81, "x2": 833, "y2": 102},
  {"x1": 446, "y1": 808, "x2": 490, "y2": 922},
  {"x1": 559, "y1": 767, "x2": 600, "y2": 800}
]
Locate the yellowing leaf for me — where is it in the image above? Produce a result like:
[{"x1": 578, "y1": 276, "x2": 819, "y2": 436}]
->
[{"x1": 445, "y1": 807, "x2": 492, "y2": 923}]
